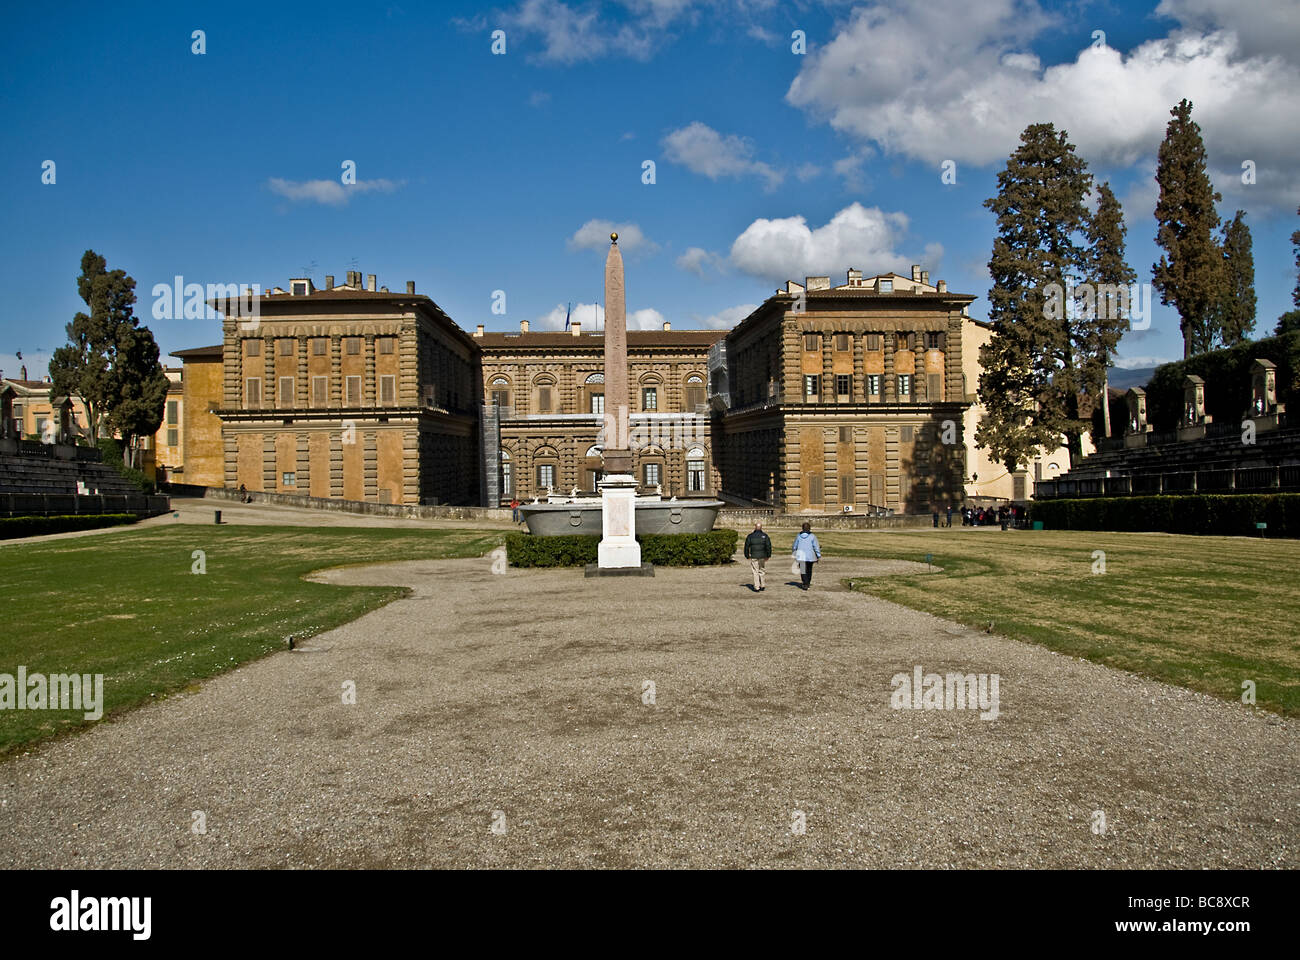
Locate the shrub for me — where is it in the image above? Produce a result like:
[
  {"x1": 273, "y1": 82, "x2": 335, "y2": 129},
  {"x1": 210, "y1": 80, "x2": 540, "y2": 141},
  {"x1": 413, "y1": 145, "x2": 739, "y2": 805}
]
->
[
  {"x1": 506, "y1": 529, "x2": 738, "y2": 567},
  {"x1": 1029, "y1": 494, "x2": 1300, "y2": 537},
  {"x1": 97, "y1": 437, "x2": 154, "y2": 494},
  {"x1": 0, "y1": 514, "x2": 140, "y2": 540}
]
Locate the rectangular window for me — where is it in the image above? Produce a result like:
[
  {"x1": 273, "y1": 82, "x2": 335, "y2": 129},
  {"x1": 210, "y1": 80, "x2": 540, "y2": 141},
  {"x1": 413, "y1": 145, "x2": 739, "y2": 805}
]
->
[
  {"x1": 926, "y1": 331, "x2": 943, "y2": 350},
  {"x1": 687, "y1": 460, "x2": 705, "y2": 492},
  {"x1": 896, "y1": 332, "x2": 910, "y2": 352},
  {"x1": 866, "y1": 334, "x2": 881, "y2": 351},
  {"x1": 840, "y1": 474, "x2": 853, "y2": 504},
  {"x1": 245, "y1": 377, "x2": 261, "y2": 407},
  {"x1": 278, "y1": 376, "x2": 294, "y2": 406},
  {"x1": 589, "y1": 393, "x2": 603, "y2": 415},
  {"x1": 379, "y1": 337, "x2": 395, "y2": 355},
  {"x1": 901, "y1": 425, "x2": 914, "y2": 442},
  {"x1": 839, "y1": 426, "x2": 852, "y2": 444},
  {"x1": 166, "y1": 400, "x2": 178, "y2": 425},
  {"x1": 502, "y1": 462, "x2": 512, "y2": 496},
  {"x1": 312, "y1": 338, "x2": 328, "y2": 356},
  {"x1": 928, "y1": 374, "x2": 942, "y2": 400},
  {"x1": 491, "y1": 389, "x2": 509, "y2": 408},
  {"x1": 898, "y1": 375, "x2": 912, "y2": 398},
  {"x1": 835, "y1": 375, "x2": 851, "y2": 399},
  {"x1": 803, "y1": 333, "x2": 820, "y2": 352},
  {"x1": 835, "y1": 333, "x2": 850, "y2": 352},
  {"x1": 644, "y1": 463, "x2": 662, "y2": 486},
  {"x1": 537, "y1": 464, "x2": 555, "y2": 489},
  {"x1": 345, "y1": 376, "x2": 361, "y2": 405},
  {"x1": 685, "y1": 382, "x2": 705, "y2": 410},
  {"x1": 538, "y1": 386, "x2": 552, "y2": 413},
  {"x1": 642, "y1": 387, "x2": 657, "y2": 411},
  {"x1": 282, "y1": 472, "x2": 296, "y2": 486},
  {"x1": 167, "y1": 429, "x2": 178, "y2": 448},
  {"x1": 804, "y1": 375, "x2": 819, "y2": 398},
  {"x1": 867, "y1": 375, "x2": 881, "y2": 397},
  {"x1": 808, "y1": 473, "x2": 823, "y2": 505},
  {"x1": 312, "y1": 376, "x2": 327, "y2": 405},
  {"x1": 278, "y1": 338, "x2": 294, "y2": 356},
  {"x1": 879, "y1": 279, "x2": 893, "y2": 293},
  {"x1": 345, "y1": 338, "x2": 361, "y2": 355},
  {"x1": 380, "y1": 375, "x2": 396, "y2": 404},
  {"x1": 245, "y1": 339, "x2": 261, "y2": 357}
]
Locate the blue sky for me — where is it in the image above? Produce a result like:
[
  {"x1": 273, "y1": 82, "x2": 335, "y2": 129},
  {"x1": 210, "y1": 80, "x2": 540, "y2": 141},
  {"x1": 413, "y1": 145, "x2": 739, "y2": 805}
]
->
[{"x1": 2, "y1": 0, "x2": 1297, "y2": 380}]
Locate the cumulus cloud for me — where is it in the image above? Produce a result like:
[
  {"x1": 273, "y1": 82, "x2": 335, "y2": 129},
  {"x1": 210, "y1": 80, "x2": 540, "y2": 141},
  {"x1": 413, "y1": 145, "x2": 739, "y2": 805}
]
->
[
  {"x1": 692, "y1": 303, "x2": 759, "y2": 329},
  {"x1": 729, "y1": 202, "x2": 941, "y2": 283},
  {"x1": 267, "y1": 177, "x2": 403, "y2": 206},
  {"x1": 1155, "y1": 0, "x2": 1300, "y2": 61},
  {"x1": 534, "y1": 302, "x2": 665, "y2": 330},
  {"x1": 676, "y1": 246, "x2": 723, "y2": 276},
  {"x1": 567, "y1": 219, "x2": 658, "y2": 254},
  {"x1": 480, "y1": 0, "x2": 700, "y2": 63},
  {"x1": 795, "y1": 162, "x2": 823, "y2": 182},
  {"x1": 662, "y1": 122, "x2": 783, "y2": 190},
  {"x1": 785, "y1": 0, "x2": 1300, "y2": 206}
]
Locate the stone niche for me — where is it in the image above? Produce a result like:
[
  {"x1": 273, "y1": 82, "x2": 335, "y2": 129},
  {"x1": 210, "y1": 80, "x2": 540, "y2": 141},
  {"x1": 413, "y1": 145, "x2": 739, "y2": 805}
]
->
[
  {"x1": 1246, "y1": 358, "x2": 1286, "y2": 433},
  {"x1": 1124, "y1": 387, "x2": 1152, "y2": 448},
  {"x1": 1177, "y1": 374, "x2": 1212, "y2": 441}
]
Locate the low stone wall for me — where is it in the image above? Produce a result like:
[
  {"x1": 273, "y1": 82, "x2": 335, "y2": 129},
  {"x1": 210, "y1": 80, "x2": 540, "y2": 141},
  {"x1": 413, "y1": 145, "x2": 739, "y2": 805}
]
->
[
  {"x1": 0, "y1": 492, "x2": 169, "y2": 519},
  {"x1": 195, "y1": 486, "x2": 513, "y2": 523},
  {"x1": 719, "y1": 509, "x2": 935, "y2": 530}
]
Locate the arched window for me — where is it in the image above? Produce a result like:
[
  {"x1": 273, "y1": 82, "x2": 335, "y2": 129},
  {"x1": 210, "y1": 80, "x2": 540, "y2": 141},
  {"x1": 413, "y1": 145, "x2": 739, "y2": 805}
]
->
[
  {"x1": 490, "y1": 376, "x2": 511, "y2": 409},
  {"x1": 533, "y1": 375, "x2": 556, "y2": 414},
  {"x1": 584, "y1": 372, "x2": 604, "y2": 415},
  {"x1": 686, "y1": 446, "x2": 707, "y2": 493},
  {"x1": 684, "y1": 374, "x2": 705, "y2": 412}
]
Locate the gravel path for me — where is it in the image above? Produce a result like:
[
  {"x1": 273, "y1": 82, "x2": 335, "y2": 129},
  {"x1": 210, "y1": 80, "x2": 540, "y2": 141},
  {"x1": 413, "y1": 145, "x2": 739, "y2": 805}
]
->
[{"x1": 1, "y1": 553, "x2": 1294, "y2": 868}]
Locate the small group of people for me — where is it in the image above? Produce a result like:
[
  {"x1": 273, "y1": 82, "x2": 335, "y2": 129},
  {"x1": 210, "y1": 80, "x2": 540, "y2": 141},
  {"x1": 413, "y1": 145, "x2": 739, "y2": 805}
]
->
[
  {"x1": 961, "y1": 504, "x2": 1024, "y2": 528},
  {"x1": 743, "y1": 521, "x2": 821, "y2": 592}
]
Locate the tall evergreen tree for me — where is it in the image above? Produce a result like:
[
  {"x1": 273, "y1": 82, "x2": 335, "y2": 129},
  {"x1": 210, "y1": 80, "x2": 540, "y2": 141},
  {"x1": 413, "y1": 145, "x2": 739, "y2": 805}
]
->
[
  {"x1": 110, "y1": 324, "x2": 170, "y2": 468},
  {"x1": 1084, "y1": 181, "x2": 1137, "y2": 438},
  {"x1": 977, "y1": 123, "x2": 1103, "y2": 469},
  {"x1": 1152, "y1": 99, "x2": 1223, "y2": 358},
  {"x1": 1276, "y1": 206, "x2": 1300, "y2": 335},
  {"x1": 1212, "y1": 210, "x2": 1256, "y2": 347}
]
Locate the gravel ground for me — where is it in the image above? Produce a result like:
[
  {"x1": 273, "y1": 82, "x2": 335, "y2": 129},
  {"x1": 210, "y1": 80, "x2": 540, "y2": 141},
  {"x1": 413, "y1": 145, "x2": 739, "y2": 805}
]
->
[{"x1": 1, "y1": 552, "x2": 1295, "y2": 869}]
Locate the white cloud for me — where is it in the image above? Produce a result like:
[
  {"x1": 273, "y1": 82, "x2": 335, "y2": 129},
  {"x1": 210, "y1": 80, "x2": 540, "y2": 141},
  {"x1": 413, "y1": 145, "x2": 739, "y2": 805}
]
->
[
  {"x1": 489, "y1": 0, "x2": 698, "y2": 63},
  {"x1": 729, "y1": 202, "x2": 941, "y2": 283},
  {"x1": 567, "y1": 219, "x2": 658, "y2": 254},
  {"x1": 795, "y1": 162, "x2": 822, "y2": 182},
  {"x1": 692, "y1": 303, "x2": 759, "y2": 329},
  {"x1": 1155, "y1": 0, "x2": 1300, "y2": 61},
  {"x1": 267, "y1": 177, "x2": 403, "y2": 206},
  {"x1": 534, "y1": 302, "x2": 665, "y2": 330},
  {"x1": 833, "y1": 151, "x2": 872, "y2": 193},
  {"x1": 785, "y1": 0, "x2": 1300, "y2": 206},
  {"x1": 676, "y1": 246, "x2": 722, "y2": 276},
  {"x1": 662, "y1": 122, "x2": 783, "y2": 190}
]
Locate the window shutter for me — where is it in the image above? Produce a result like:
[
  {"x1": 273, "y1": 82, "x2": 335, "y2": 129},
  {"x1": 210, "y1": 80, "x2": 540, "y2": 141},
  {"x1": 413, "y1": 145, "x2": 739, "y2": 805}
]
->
[
  {"x1": 539, "y1": 386, "x2": 552, "y2": 412},
  {"x1": 808, "y1": 474, "x2": 823, "y2": 504},
  {"x1": 840, "y1": 474, "x2": 853, "y2": 504},
  {"x1": 929, "y1": 374, "x2": 942, "y2": 400},
  {"x1": 839, "y1": 426, "x2": 852, "y2": 443}
]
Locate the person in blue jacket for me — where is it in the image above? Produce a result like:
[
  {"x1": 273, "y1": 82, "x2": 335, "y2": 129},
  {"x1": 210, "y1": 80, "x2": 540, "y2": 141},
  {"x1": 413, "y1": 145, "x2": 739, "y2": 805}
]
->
[{"x1": 791, "y1": 522, "x2": 821, "y2": 590}]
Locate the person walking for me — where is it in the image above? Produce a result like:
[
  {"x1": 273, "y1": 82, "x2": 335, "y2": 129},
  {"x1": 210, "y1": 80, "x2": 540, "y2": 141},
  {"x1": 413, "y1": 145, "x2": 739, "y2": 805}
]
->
[
  {"x1": 945, "y1": 506, "x2": 953, "y2": 528},
  {"x1": 743, "y1": 521, "x2": 772, "y2": 592},
  {"x1": 510, "y1": 497, "x2": 521, "y2": 523},
  {"x1": 791, "y1": 522, "x2": 821, "y2": 590}
]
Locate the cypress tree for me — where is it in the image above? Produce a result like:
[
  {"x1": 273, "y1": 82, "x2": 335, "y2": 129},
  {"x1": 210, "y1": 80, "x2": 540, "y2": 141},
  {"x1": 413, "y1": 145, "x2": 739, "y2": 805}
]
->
[{"x1": 1212, "y1": 210, "x2": 1256, "y2": 347}]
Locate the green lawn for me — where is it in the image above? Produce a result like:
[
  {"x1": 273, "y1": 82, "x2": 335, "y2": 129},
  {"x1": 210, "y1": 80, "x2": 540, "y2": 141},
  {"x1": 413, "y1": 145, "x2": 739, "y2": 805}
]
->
[
  {"x1": 0, "y1": 525, "x2": 502, "y2": 755},
  {"x1": 813, "y1": 527, "x2": 1300, "y2": 717}
]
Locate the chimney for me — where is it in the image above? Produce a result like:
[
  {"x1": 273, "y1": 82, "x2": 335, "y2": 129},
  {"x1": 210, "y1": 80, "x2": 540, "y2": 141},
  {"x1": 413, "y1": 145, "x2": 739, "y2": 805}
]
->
[
  {"x1": 406, "y1": 281, "x2": 415, "y2": 294},
  {"x1": 20, "y1": 364, "x2": 27, "y2": 380},
  {"x1": 937, "y1": 280, "x2": 947, "y2": 293},
  {"x1": 475, "y1": 324, "x2": 484, "y2": 337},
  {"x1": 911, "y1": 265, "x2": 922, "y2": 282},
  {"x1": 325, "y1": 275, "x2": 334, "y2": 290},
  {"x1": 366, "y1": 274, "x2": 377, "y2": 292},
  {"x1": 520, "y1": 319, "x2": 530, "y2": 334},
  {"x1": 921, "y1": 270, "x2": 930, "y2": 286},
  {"x1": 663, "y1": 320, "x2": 671, "y2": 331},
  {"x1": 571, "y1": 320, "x2": 581, "y2": 336}
]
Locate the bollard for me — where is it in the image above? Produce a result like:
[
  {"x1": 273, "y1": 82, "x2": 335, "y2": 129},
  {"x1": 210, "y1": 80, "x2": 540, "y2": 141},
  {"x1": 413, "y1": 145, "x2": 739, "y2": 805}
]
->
[{"x1": 214, "y1": 509, "x2": 221, "y2": 524}]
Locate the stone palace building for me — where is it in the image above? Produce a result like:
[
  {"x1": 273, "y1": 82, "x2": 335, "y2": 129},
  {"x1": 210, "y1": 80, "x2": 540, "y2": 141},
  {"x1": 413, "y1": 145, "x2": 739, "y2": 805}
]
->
[{"x1": 169, "y1": 264, "x2": 1058, "y2": 513}]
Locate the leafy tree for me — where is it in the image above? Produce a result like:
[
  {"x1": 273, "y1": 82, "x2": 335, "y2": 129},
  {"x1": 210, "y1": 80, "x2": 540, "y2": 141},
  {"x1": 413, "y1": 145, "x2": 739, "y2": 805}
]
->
[
  {"x1": 1083, "y1": 181, "x2": 1137, "y2": 437},
  {"x1": 1211, "y1": 210, "x2": 1255, "y2": 347},
  {"x1": 977, "y1": 123, "x2": 1120, "y2": 470},
  {"x1": 48, "y1": 250, "x2": 167, "y2": 463},
  {"x1": 1276, "y1": 206, "x2": 1300, "y2": 335},
  {"x1": 1152, "y1": 99, "x2": 1223, "y2": 358}
]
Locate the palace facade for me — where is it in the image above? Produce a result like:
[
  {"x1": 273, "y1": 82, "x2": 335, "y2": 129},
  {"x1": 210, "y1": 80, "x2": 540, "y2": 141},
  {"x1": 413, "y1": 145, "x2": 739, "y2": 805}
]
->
[{"x1": 169, "y1": 263, "x2": 1068, "y2": 513}]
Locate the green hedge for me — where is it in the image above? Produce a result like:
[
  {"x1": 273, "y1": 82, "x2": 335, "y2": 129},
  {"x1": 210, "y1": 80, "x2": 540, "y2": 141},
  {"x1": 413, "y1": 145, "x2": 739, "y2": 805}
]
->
[
  {"x1": 506, "y1": 529, "x2": 738, "y2": 567},
  {"x1": 0, "y1": 513, "x2": 140, "y2": 540},
  {"x1": 1030, "y1": 495, "x2": 1300, "y2": 537}
]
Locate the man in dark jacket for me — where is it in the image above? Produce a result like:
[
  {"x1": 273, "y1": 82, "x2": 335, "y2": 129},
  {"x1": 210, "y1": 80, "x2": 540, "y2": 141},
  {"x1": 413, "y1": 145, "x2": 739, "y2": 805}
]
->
[{"x1": 743, "y1": 521, "x2": 772, "y2": 591}]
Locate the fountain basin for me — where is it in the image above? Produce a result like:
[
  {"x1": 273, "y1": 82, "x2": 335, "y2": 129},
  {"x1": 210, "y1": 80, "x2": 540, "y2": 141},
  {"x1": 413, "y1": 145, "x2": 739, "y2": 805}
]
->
[{"x1": 520, "y1": 499, "x2": 724, "y2": 536}]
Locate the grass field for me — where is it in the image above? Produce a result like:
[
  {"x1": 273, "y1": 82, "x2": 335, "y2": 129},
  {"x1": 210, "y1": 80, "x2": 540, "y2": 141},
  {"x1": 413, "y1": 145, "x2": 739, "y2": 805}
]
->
[
  {"x1": 810, "y1": 527, "x2": 1300, "y2": 717},
  {"x1": 0, "y1": 525, "x2": 501, "y2": 754}
]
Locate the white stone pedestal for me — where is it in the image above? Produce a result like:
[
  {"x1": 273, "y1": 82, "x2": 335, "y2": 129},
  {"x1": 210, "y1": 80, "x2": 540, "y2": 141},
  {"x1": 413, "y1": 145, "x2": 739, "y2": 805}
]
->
[{"x1": 598, "y1": 474, "x2": 641, "y2": 569}]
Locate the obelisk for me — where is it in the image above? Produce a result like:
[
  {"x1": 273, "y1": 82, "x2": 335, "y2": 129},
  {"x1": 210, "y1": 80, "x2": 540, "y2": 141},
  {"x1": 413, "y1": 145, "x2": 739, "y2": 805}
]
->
[{"x1": 597, "y1": 232, "x2": 641, "y2": 570}]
